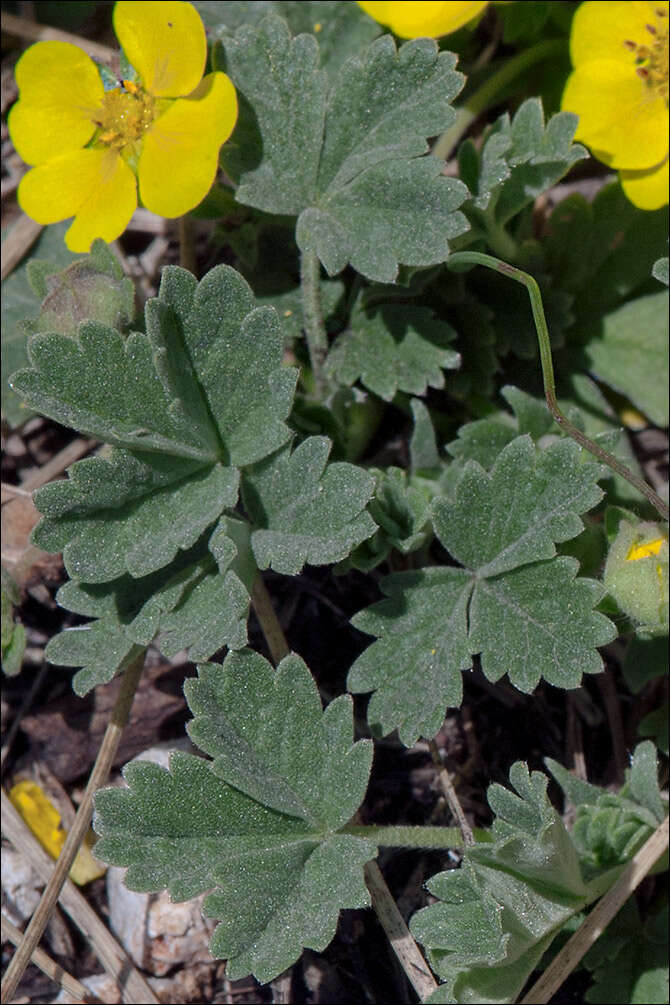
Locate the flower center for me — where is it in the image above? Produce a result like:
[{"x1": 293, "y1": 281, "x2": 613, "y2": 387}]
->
[
  {"x1": 93, "y1": 80, "x2": 156, "y2": 150},
  {"x1": 624, "y1": 7, "x2": 669, "y2": 102}
]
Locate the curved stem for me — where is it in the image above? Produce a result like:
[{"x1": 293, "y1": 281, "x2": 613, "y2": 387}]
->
[
  {"x1": 433, "y1": 38, "x2": 567, "y2": 162},
  {"x1": 300, "y1": 249, "x2": 329, "y2": 396},
  {"x1": 447, "y1": 251, "x2": 669, "y2": 521}
]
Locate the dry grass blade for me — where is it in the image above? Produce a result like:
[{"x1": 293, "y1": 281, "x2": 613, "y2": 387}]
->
[
  {"x1": 1, "y1": 214, "x2": 43, "y2": 281},
  {"x1": 1, "y1": 913, "x2": 103, "y2": 1003},
  {"x1": 519, "y1": 815, "x2": 669, "y2": 1004},
  {"x1": 1, "y1": 11, "x2": 118, "y2": 66},
  {"x1": 364, "y1": 861, "x2": 438, "y2": 1001},
  {"x1": 1, "y1": 651, "x2": 159, "y2": 1004}
]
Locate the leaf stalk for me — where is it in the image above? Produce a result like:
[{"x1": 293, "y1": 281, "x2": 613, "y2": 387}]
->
[{"x1": 300, "y1": 249, "x2": 330, "y2": 397}]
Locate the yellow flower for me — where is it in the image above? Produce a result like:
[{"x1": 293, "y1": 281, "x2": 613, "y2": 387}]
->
[
  {"x1": 561, "y1": 1, "x2": 669, "y2": 210},
  {"x1": 9, "y1": 1, "x2": 238, "y2": 252},
  {"x1": 356, "y1": 1, "x2": 489, "y2": 39}
]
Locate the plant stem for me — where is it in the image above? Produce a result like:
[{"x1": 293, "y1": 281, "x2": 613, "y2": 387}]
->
[
  {"x1": 300, "y1": 249, "x2": 329, "y2": 397},
  {"x1": 251, "y1": 574, "x2": 290, "y2": 664},
  {"x1": 433, "y1": 38, "x2": 567, "y2": 162},
  {"x1": 342, "y1": 823, "x2": 490, "y2": 848},
  {"x1": 447, "y1": 252, "x2": 670, "y2": 521},
  {"x1": 1, "y1": 648, "x2": 152, "y2": 1005}
]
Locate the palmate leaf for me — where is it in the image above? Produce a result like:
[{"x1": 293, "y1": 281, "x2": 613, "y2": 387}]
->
[
  {"x1": 242, "y1": 436, "x2": 376, "y2": 575},
  {"x1": 412, "y1": 748, "x2": 667, "y2": 1004},
  {"x1": 325, "y1": 300, "x2": 460, "y2": 401},
  {"x1": 348, "y1": 435, "x2": 616, "y2": 744},
  {"x1": 410, "y1": 763, "x2": 620, "y2": 1005},
  {"x1": 93, "y1": 650, "x2": 375, "y2": 983},
  {"x1": 10, "y1": 265, "x2": 297, "y2": 584},
  {"x1": 458, "y1": 97, "x2": 587, "y2": 232},
  {"x1": 219, "y1": 16, "x2": 469, "y2": 281}
]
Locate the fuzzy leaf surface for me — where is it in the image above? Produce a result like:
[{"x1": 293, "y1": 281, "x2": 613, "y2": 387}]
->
[
  {"x1": 94, "y1": 650, "x2": 375, "y2": 983},
  {"x1": 459, "y1": 98, "x2": 586, "y2": 229},
  {"x1": 220, "y1": 18, "x2": 469, "y2": 281},
  {"x1": 547, "y1": 741, "x2": 666, "y2": 873},
  {"x1": 49, "y1": 529, "x2": 250, "y2": 694},
  {"x1": 243, "y1": 436, "x2": 376, "y2": 575},
  {"x1": 583, "y1": 292, "x2": 669, "y2": 427},
  {"x1": 326, "y1": 301, "x2": 460, "y2": 401},
  {"x1": 2, "y1": 221, "x2": 77, "y2": 427},
  {"x1": 348, "y1": 436, "x2": 615, "y2": 743},
  {"x1": 201, "y1": 1, "x2": 382, "y2": 79},
  {"x1": 411, "y1": 763, "x2": 606, "y2": 1004},
  {"x1": 11, "y1": 265, "x2": 297, "y2": 583}
]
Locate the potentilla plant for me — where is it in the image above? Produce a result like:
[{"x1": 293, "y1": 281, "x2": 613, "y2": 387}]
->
[{"x1": 2, "y1": 1, "x2": 668, "y2": 1003}]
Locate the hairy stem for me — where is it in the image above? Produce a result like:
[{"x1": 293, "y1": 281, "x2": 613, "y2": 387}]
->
[
  {"x1": 300, "y1": 249, "x2": 330, "y2": 396},
  {"x1": 447, "y1": 251, "x2": 669, "y2": 521},
  {"x1": 342, "y1": 823, "x2": 489, "y2": 847},
  {"x1": 433, "y1": 38, "x2": 567, "y2": 162}
]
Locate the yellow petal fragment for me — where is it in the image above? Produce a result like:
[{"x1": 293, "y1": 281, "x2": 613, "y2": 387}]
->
[
  {"x1": 9, "y1": 781, "x2": 65, "y2": 860},
  {"x1": 18, "y1": 148, "x2": 137, "y2": 252},
  {"x1": 9, "y1": 781, "x2": 106, "y2": 885},
  {"x1": 113, "y1": 0, "x2": 206, "y2": 97},
  {"x1": 620, "y1": 155, "x2": 670, "y2": 209},
  {"x1": 627, "y1": 536, "x2": 668, "y2": 560},
  {"x1": 357, "y1": 1, "x2": 488, "y2": 38},
  {"x1": 138, "y1": 72, "x2": 237, "y2": 217},
  {"x1": 8, "y1": 40, "x2": 103, "y2": 165},
  {"x1": 570, "y1": 1, "x2": 662, "y2": 67},
  {"x1": 562, "y1": 59, "x2": 668, "y2": 169}
]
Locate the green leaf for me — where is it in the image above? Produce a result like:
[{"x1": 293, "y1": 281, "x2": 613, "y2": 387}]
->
[
  {"x1": 411, "y1": 762, "x2": 593, "y2": 1004},
  {"x1": 46, "y1": 623, "x2": 143, "y2": 696},
  {"x1": 583, "y1": 901, "x2": 668, "y2": 1005},
  {"x1": 11, "y1": 265, "x2": 299, "y2": 584},
  {"x1": 221, "y1": 18, "x2": 469, "y2": 281},
  {"x1": 583, "y1": 292, "x2": 669, "y2": 427},
  {"x1": 652, "y1": 256, "x2": 669, "y2": 287},
  {"x1": 326, "y1": 300, "x2": 460, "y2": 401},
  {"x1": 349, "y1": 568, "x2": 472, "y2": 743},
  {"x1": 447, "y1": 385, "x2": 554, "y2": 468},
  {"x1": 547, "y1": 742, "x2": 666, "y2": 873},
  {"x1": 1, "y1": 221, "x2": 76, "y2": 427},
  {"x1": 459, "y1": 98, "x2": 586, "y2": 229},
  {"x1": 201, "y1": 1, "x2": 381, "y2": 79},
  {"x1": 33, "y1": 452, "x2": 239, "y2": 583},
  {"x1": 1, "y1": 568, "x2": 26, "y2": 677},
  {"x1": 242, "y1": 436, "x2": 376, "y2": 574},
  {"x1": 339, "y1": 466, "x2": 433, "y2": 572},
  {"x1": 348, "y1": 436, "x2": 615, "y2": 743},
  {"x1": 94, "y1": 650, "x2": 375, "y2": 983},
  {"x1": 50, "y1": 527, "x2": 251, "y2": 694},
  {"x1": 544, "y1": 183, "x2": 669, "y2": 330}
]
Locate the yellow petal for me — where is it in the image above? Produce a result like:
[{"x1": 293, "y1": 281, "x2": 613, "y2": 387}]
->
[
  {"x1": 138, "y1": 72, "x2": 237, "y2": 217},
  {"x1": 18, "y1": 148, "x2": 137, "y2": 252},
  {"x1": 569, "y1": 1, "x2": 662, "y2": 67},
  {"x1": 562, "y1": 60, "x2": 668, "y2": 169},
  {"x1": 357, "y1": 1, "x2": 488, "y2": 38},
  {"x1": 113, "y1": 1, "x2": 206, "y2": 97},
  {"x1": 8, "y1": 40, "x2": 103, "y2": 165},
  {"x1": 620, "y1": 156, "x2": 670, "y2": 209}
]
